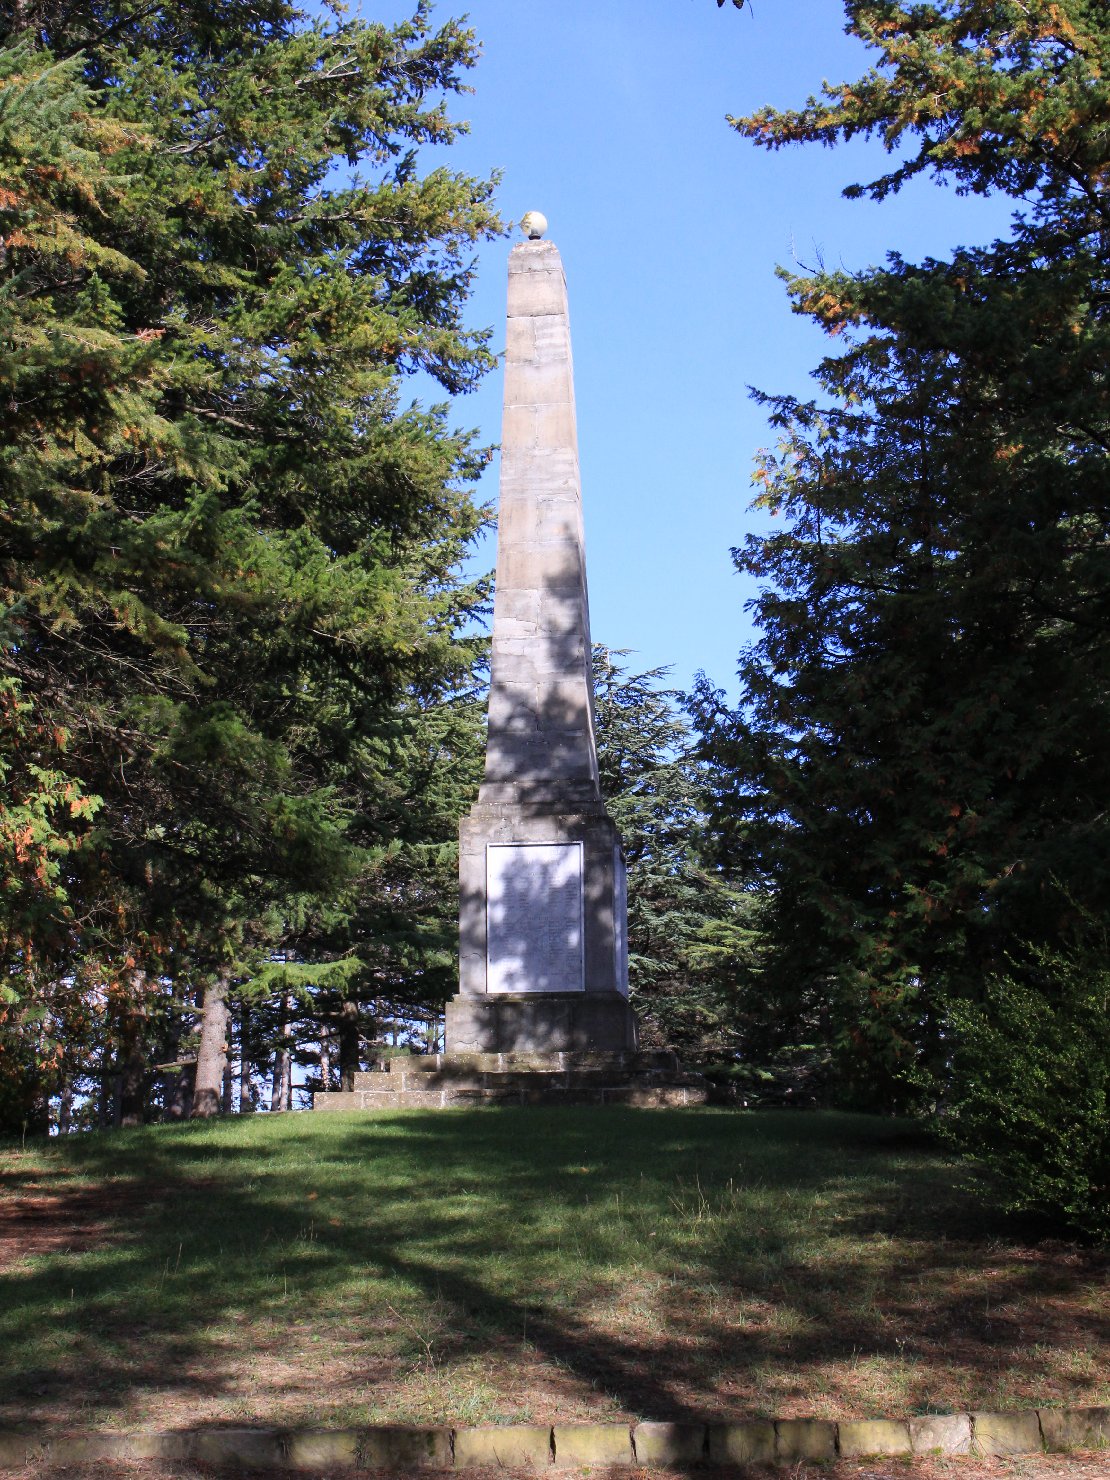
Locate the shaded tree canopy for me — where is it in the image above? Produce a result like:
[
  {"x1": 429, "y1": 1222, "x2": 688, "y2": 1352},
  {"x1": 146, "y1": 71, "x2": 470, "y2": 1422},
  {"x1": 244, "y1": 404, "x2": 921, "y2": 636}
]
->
[
  {"x1": 594, "y1": 648, "x2": 764, "y2": 1055},
  {"x1": 693, "y1": 0, "x2": 1110, "y2": 1108},
  {"x1": 0, "y1": 0, "x2": 501, "y2": 1129}
]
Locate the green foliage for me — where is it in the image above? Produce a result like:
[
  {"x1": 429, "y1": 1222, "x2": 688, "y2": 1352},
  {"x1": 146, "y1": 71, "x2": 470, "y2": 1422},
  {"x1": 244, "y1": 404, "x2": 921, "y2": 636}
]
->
[
  {"x1": 944, "y1": 937, "x2": 1110, "y2": 1243},
  {"x1": 271, "y1": 677, "x2": 486, "y2": 1070},
  {"x1": 695, "y1": 0, "x2": 1110, "y2": 1113},
  {"x1": 0, "y1": 678, "x2": 99, "y2": 976},
  {"x1": 0, "y1": 0, "x2": 501, "y2": 1127},
  {"x1": 593, "y1": 647, "x2": 764, "y2": 1053}
]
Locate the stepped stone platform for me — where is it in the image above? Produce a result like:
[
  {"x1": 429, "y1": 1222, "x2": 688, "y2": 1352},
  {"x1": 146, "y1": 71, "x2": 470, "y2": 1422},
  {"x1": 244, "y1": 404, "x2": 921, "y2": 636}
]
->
[{"x1": 311, "y1": 1050, "x2": 710, "y2": 1111}]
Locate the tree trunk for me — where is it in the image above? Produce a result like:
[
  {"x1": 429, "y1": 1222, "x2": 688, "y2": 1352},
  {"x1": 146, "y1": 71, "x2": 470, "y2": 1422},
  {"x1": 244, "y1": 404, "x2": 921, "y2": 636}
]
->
[
  {"x1": 118, "y1": 1045, "x2": 146, "y2": 1126},
  {"x1": 118, "y1": 971, "x2": 149, "y2": 1127},
  {"x1": 270, "y1": 991, "x2": 293, "y2": 1112},
  {"x1": 192, "y1": 972, "x2": 230, "y2": 1119},
  {"x1": 238, "y1": 1000, "x2": 255, "y2": 1112},
  {"x1": 156, "y1": 975, "x2": 190, "y2": 1120},
  {"x1": 338, "y1": 998, "x2": 360, "y2": 1092},
  {"x1": 57, "y1": 1082, "x2": 73, "y2": 1136},
  {"x1": 280, "y1": 1043, "x2": 292, "y2": 1110},
  {"x1": 167, "y1": 1062, "x2": 195, "y2": 1120},
  {"x1": 221, "y1": 1037, "x2": 234, "y2": 1114}
]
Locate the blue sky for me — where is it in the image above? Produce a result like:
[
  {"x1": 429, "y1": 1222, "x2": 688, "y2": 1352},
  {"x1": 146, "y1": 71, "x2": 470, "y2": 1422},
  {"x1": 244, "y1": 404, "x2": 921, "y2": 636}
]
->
[{"x1": 400, "y1": 0, "x2": 1012, "y2": 700}]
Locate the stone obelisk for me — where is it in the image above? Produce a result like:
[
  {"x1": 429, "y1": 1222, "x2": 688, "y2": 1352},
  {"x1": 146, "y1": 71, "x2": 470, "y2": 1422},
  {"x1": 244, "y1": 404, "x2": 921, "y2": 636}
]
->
[{"x1": 446, "y1": 215, "x2": 638, "y2": 1055}]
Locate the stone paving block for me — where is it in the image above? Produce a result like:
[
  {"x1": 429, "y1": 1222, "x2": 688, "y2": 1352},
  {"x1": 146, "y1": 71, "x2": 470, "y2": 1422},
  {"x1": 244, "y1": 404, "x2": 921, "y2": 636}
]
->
[
  {"x1": 564, "y1": 1069, "x2": 634, "y2": 1087},
  {"x1": 357, "y1": 1088, "x2": 451, "y2": 1109},
  {"x1": 358, "y1": 1425, "x2": 452, "y2": 1468},
  {"x1": 310, "y1": 1092, "x2": 363, "y2": 1112},
  {"x1": 401, "y1": 1071, "x2": 485, "y2": 1091},
  {"x1": 775, "y1": 1418, "x2": 837, "y2": 1463},
  {"x1": 396, "y1": 1089, "x2": 451, "y2": 1108},
  {"x1": 705, "y1": 1421, "x2": 775, "y2": 1465},
  {"x1": 0, "y1": 1431, "x2": 43, "y2": 1466},
  {"x1": 909, "y1": 1413, "x2": 972, "y2": 1455},
  {"x1": 837, "y1": 1418, "x2": 913, "y2": 1457},
  {"x1": 284, "y1": 1429, "x2": 359, "y2": 1468},
  {"x1": 552, "y1": 1423, "x2": 632, "y2": 1467},
  {"x1": 445, "y1": 1088, "x2": 520, "y2": 1105},
  {"x1": 631, "y1": 1421, "x2": 706, "y2": 1464},
  {"x1": 188, "y1": 1427, "x2": 286, "y2": 1466},
  {"x1": 454, "y1": 1425, "x2": 552, "y2": 1468},
  {"x1": 603, "y1": 1086, "x2": 685, "y2": 1107},
  {"x1": 557, "y1": 1088, "x2": 607, "y2": 1106},
  {"x1": 973, "y1": 1410, "x2": 1044, "y2": 1457},
  {"x1": 47, "y1": 1435, "x2": 138, "y2": 1464},
  {"x1": 563, "y1": 1052, "x2": 628, "y2": 1070},
  {"x1": 599, "y1": 1086, "x2": 643, "y2": 1105},
  {"x1": 1040, "y1": 1406, "x2": 1110, "y2": 1451},
  {"x1": 489, "y1": 1071, "x2": 569, "y2": 1090},
  {"x1": 520, "y1": 1086, "x2": 567, "y2": 1105},
  {"x1": 125, "y1": 1433, "x2": 193, "y2": 1461}
]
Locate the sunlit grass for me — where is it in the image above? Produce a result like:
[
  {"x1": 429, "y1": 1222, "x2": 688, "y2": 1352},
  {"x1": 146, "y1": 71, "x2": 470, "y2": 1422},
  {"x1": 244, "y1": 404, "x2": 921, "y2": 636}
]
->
[{"x1": 1, "y1": 1108, "x2": 1106, "y2": 1430}]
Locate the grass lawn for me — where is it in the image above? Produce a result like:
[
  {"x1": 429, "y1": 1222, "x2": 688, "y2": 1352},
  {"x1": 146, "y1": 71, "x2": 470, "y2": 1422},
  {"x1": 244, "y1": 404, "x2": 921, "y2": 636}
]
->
[{"x1": 0, "y1": 1108, "x2": 1106, "y2": 1435}]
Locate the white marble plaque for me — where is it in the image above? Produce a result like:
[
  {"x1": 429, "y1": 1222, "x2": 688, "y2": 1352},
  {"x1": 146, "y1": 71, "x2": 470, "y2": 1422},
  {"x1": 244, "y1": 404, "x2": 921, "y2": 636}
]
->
[{"x1": 487, "y1": 842, "x2": 584, "y2": 993}]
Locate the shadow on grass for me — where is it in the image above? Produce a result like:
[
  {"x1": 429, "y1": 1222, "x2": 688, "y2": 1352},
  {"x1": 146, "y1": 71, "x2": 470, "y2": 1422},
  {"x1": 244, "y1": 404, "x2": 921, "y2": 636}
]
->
[{"x1": 1, "y1": 1108, "x2": 1106, "y2": 1427}]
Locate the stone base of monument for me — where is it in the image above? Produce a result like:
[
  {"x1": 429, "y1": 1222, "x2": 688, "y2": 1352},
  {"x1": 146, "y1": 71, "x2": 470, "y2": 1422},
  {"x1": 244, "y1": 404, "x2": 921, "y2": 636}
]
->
[
  {"x1": 444, "y1": 990, "x2": 638, "y2": 1054},
  {"x1": 310, "y1": 1049, "x2": 710, "y2": 1111}
]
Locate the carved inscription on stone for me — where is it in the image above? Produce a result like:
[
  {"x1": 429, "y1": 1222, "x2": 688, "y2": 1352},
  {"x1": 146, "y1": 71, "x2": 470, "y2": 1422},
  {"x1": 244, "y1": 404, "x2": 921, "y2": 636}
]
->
[{"x1": 486, "y1": 842, "x2": 584, "y2": 993}]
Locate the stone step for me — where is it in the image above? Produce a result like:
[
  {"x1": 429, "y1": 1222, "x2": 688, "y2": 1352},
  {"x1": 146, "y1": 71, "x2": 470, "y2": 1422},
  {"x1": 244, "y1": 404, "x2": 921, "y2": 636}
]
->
[
  {"x1": 350, "y1": 1065, "x2": 707, "y2": 1093},
  {"x1": 312, "y1": 1079, "x2": 710, "y2": 1111},
  {"x1": 319, "y1": 1049, "x2": 709, "y2": 1113},
  {"x1": 374, "y1": 1049, "x2": 681, "y2": 1075}
]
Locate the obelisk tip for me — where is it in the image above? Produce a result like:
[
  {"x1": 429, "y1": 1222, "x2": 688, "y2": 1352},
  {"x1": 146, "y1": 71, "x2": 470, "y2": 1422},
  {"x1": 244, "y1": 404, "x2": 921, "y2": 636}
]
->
[{"x1": 520, "y1": 210, "x2": 547, "y2": 240}]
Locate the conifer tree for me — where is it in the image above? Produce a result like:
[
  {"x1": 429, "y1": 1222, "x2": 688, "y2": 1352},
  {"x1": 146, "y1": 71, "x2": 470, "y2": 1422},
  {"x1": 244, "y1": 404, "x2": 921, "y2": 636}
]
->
[
  {"x1": 0, "y1": 1, "x2": 501, "y2": 1127},
  {"x1": 0, "y1": 42, "x2": 139, "y2": 1126},
  {"x1": 695, "y1": 1, "x2": 1110, "y2": 1108},
  {"x1": 594, "y1": 648, "x2": 762, "y2": 1054}
]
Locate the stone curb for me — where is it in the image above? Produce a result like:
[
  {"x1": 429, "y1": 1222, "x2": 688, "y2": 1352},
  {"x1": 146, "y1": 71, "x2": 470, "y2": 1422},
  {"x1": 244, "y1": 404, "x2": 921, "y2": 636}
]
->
[{"x1": 0, "y1": 1406, "x2": 1105, "y2": 1470}]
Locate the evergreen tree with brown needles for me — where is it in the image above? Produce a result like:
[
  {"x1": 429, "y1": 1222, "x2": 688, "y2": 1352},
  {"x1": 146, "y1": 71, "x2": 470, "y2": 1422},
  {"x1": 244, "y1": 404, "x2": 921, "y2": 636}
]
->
[
  {"x1": 694, "y1": 2, "x2": 1110, "y2": 1123},
  {"x1": 0, "y1": 1, "x2": 501, "y2": 1129}
]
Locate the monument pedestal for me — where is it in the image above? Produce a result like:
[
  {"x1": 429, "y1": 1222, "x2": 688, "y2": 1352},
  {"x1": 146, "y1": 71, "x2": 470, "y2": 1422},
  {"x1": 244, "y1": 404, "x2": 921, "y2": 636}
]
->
[
  {"x1": 450, "y1": 795, "x2": 632, "y2": 1053},
  {"x1": 445, "y1": 993, "x2": 637, "y2": 1055}
]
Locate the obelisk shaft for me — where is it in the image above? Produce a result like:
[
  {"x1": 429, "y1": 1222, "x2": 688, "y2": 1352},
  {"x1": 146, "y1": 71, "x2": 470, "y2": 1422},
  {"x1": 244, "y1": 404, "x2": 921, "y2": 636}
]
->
[
  {"x1": 447, "y1": 230, "x2": 635, "y2": 1053},
  {"x1": 482, "y1": 239, "x2": 600, "y2": 803}
]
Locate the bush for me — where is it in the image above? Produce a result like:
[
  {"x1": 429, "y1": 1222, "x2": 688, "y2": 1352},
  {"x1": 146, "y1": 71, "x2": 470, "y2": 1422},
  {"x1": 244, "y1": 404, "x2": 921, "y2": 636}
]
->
[{"x1": 943, "y1": 947, "x2": 1110, "y2": 1243}]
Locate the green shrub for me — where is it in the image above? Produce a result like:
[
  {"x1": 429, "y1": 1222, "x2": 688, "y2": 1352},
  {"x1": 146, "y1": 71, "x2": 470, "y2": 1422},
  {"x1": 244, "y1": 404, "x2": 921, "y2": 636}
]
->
[{"x1": 943, "y1": 948, "x2": 1110, "y2": 1242}]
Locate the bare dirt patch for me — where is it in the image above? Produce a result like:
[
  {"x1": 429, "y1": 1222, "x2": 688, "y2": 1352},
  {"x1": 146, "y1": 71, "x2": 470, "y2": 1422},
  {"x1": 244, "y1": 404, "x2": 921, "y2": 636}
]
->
[{"x1": 0, "y1": 1181, "x2": 148, "y2": 1271}]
